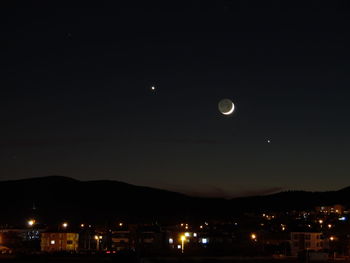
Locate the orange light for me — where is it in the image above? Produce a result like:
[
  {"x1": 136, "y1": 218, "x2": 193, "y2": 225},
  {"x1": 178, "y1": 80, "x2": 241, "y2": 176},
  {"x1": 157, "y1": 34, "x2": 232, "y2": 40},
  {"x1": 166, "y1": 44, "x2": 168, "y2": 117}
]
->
[
  {"x1": 27, "y1": 219, "x2": 35, "y2": 226},
  {"x1": 251, "y1": 233, "x2": 257, "y2": 241}
]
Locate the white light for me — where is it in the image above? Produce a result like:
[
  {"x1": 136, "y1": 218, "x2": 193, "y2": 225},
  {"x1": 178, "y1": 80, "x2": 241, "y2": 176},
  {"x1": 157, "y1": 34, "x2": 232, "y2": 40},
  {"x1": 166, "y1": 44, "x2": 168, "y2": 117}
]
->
[
  {"x1": 177, "y1": 245, "x2": 181, "y2": 249},
  {"x1": 339, "y1": 217, "x2": 346, "y2": 221},
  {"x1": 50, "y1": 240, "x2": 55, "y2": 245},
  {"x1": 184, "y1": 232, "x2": 190, "y2": 237},
  {"x1": 169, "y1": 238, "x2": 173, "y2": 244},
  {"x1": 193, "y1": 233, "x2": 197, "y2": 237},
  {"x1": 202, "y1": 238, "x2": 208, "y2": 244}
]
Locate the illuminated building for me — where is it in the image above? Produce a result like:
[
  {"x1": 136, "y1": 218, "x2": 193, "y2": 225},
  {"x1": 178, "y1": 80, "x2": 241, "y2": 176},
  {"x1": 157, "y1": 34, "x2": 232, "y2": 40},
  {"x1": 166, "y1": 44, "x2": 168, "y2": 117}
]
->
[
  {"x1": 41, "y1": 232, "x2": 79, "y2": 252},
  {"x1": 290, "y1": 232, "x2": 328, "y2": 256}
]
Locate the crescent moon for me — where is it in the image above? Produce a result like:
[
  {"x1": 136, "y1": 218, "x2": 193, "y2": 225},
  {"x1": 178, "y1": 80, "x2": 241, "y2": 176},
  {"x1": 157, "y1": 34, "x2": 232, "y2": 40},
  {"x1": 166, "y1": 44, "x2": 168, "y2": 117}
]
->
[{"x1": 222, "y1": 102, "x2": 235, "y2": 115}]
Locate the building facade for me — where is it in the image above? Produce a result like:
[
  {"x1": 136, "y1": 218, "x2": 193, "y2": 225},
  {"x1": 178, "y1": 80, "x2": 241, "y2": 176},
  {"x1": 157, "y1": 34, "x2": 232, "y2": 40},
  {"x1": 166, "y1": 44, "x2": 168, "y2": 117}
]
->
[
  {"x1": 41, "y1": 232, "x2": 79, "y2": 252},
  {"x1": 290, "y1": 232, "x2": 327, "y2": 256}
]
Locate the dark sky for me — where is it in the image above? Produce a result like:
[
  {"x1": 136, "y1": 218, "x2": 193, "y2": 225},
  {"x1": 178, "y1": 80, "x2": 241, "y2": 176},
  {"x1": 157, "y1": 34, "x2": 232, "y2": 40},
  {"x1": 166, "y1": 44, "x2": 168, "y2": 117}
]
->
[{"x1": 2, "y1": 1, "x2": 350, "y2": 197}]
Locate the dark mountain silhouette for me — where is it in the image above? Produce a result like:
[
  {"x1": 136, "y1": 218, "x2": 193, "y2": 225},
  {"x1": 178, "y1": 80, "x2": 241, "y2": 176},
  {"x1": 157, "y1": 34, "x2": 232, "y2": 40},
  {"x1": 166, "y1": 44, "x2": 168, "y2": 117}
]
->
[{"x1": 1, "y1": 176, "x2": 349, "y2": 226}]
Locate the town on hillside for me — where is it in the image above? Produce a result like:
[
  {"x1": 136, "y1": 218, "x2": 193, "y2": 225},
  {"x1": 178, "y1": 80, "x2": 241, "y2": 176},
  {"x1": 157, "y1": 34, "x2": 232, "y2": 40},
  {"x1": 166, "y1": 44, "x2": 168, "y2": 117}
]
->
[{"x1": 0, "y1": 204, "x2": 349, "y2": 262}]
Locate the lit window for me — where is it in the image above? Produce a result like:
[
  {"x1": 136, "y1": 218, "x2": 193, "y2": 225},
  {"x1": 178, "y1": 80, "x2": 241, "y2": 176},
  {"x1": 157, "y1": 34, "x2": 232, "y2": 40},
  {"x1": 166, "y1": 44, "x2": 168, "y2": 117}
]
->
[{"x1": 50, "y1": 240, "x2": 55, "y2": 245}]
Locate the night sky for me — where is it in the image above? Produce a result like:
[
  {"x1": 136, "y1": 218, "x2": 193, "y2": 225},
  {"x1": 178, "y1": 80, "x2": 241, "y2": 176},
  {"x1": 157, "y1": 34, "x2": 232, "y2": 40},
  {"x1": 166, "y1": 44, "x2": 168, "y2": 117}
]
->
[{"x1": 2, "y1": 1, "x2": 350, "y2": 197}]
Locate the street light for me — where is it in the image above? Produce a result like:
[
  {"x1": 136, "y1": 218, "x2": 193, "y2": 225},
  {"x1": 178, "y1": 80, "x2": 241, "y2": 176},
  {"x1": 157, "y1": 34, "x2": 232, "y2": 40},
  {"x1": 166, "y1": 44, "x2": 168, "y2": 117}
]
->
[
  {"x1": 27, "y1": 219, "x2": 35, "y2": 227},
  {"x1": 251, "y1": 233, "x2": 257, "y2": 241},
  {"x1": 95, "y1": 235, "x2": 102, "y2": 250},
  {"x1": 180, "y1": 235, "x2": 186, "y2": 254}
]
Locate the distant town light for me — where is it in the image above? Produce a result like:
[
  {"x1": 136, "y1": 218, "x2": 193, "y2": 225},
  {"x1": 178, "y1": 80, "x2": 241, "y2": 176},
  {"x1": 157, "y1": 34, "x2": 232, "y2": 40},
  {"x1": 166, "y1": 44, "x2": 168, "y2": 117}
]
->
[
  {"x1": 119, "y1": 222, "x2": 123, "y2": 227},
  {"x1": 180, "y1": 235, "x2": 186, "y2": 254},
  {"x1": 94, "y1": 235, "x2": 99, "y2": 240},
  {"x1": 50, "y1": 240, "x2": 55, "y2": 245},
  {"x1": 177, "y1": 245, "x2": 181, "y2": 249},
  {"x1": 339, "y1": 217, "x2": 346, "y2": 221},
  {"x1": 62, "y1": 222, "x2": 68, "y2": 228},
  {"x1": 328, "y1": 224, "x2": 332, "y2": 229},
  {"x1": 193, "y1": 233, "x2": 197, "y2": 237},
  {"x1": 330, "y1": 236, "x2": 335, "y2": 241},
  {"x1": 200, "y1": 225, "x2": 203, "y2": 229},
  {"x1": 169, "y1": 238, "x2": 173, "y2": 244},
  {"x1": 202, "y1": 238, "x2": 208, "y2": 244},
  {"x1": 27, "y1": 219, "x2": 35, "y2": 227},
  {"x1": 251, "y1": 233, "x2": 257, "y2": 241},
  {"x1": 184, "y1": 232, "x2": 190, "y2": 237},
  {"x1": 318, "y1": 219, "x2": 323, "y2": 224},
  {"x1": 80, "y1": 224, "x2": 85, "y2": 228}
]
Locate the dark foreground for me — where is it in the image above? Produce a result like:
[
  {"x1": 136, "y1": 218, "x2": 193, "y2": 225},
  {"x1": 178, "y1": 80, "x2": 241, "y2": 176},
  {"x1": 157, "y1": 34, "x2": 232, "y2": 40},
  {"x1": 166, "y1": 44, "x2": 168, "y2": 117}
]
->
[{"x1": 0, "y1": 255, "x2": 319, "y2": 263}]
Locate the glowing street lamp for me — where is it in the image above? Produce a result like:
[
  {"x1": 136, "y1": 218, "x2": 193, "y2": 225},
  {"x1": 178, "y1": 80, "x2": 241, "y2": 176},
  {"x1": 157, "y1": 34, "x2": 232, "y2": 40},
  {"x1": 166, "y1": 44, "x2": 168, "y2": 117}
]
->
[
  {"x1": 180, "y1": 235, "x2": 186, "y2": 253},
  {"x1": 251, "y1": 233, "x2": 257, "y2": 241},
  {"x1": 95, "y1": 235, "x2": 102, "y2": 250},
  {"x1": 27, "y1": 219, "x2": 35, "y2": 227}
]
